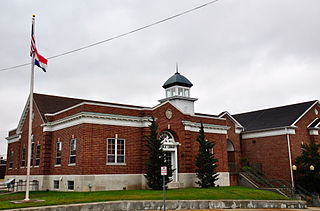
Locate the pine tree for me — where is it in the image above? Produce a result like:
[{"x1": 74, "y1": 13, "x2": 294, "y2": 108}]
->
[
  {"x1": 195, "y1": 123, "x2": 219, "y2": 188},
  {"x1": 295, "y1": 141, "x2": 320, "y2": 194},
  {"x1": 144, "y1": 117, "x2": 174, "y2": 190}
]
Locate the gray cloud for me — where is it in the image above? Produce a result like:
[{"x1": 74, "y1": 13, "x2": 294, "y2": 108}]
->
[{"x1": 1, "y1": 0, "x2": 320, "y2": 155}]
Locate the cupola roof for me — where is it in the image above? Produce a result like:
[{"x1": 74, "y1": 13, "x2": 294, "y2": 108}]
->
[{"x1": 162, "y1": 72, "x2": 193, "y2": 89}]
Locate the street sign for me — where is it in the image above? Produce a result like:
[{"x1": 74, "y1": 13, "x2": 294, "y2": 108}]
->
[{"x1": 161, "y1": 166, "x2": 167, "y2": 176}]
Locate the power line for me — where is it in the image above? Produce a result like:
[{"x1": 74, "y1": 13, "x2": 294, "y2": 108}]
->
[{"x1": 0, "y1": 0, "x2": 220, "y2": 72}]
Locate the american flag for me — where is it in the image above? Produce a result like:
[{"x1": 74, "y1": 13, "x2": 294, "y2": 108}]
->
[
  {"x1": 30, "y1": 21, "x2": 36, "y2": 57},
  {"x1": 30, "y1": 17, "x2": 48, "y2": 72}
]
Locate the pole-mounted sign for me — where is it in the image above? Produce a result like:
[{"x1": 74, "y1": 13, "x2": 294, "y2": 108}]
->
[
  {"x1": 161, "y1": 166, "x2": 167, "y2": 176},
  {"x1": 161, "y1": 166, "x2": 167, "y2": 211}
]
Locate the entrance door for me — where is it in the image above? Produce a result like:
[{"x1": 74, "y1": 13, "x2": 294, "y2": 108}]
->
[
  {"x1": 165, "y1": 151, "x2": 176, "y2": 181},
  {"x1": 160, "y1": 131, "x2": 179, "y2": 182}
]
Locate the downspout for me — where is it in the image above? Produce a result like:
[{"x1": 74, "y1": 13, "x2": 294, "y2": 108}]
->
[{"x1": 286, "y1": 128, "x2": 294, "y2": 191}]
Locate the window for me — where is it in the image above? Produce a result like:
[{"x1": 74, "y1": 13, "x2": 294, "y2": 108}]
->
[
  {"x1": 107, "y1": 138, "x2": 125, "y2": 164},
  {"x1": 35, "y1": 144, "x2": 41, "y2": 166},
  {"x1": 171, "y1": 88, "x2": 176, "y2": 96},
  {"x1": 21, "y1": 145, "x2": 26, "y2": 167},
  {"x1": 9, "y1": 151, "x2": 14, "y2": 168},
  {"x1": 178, "y1": 88, "x2": 183, "y2": 96},
  {"x1": 53, "y1": 180, "x2": 59, "y2": 189},
  {"x1": 184, "y1": 89, "x2": 189, "y2": 97},
  {"x1": 69, "y1": 139, "x2": 77, "y2": 164},
  {"x1": 166, "y1": 89, "x2": 171, "y2": 98},
  {"x1": 67, "y1": 181, "x2": 74, "y2": 190},
  {"x1": 30, "y1": 135, "x2": 35, "y2": 166},
  {"x1": 56, "y1": 141, "x2": 62, "y2": 165}
]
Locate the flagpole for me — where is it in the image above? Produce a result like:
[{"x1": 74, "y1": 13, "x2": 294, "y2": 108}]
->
[{"x1": 25, "y1": 15, "x2": 36, "y2": 201}]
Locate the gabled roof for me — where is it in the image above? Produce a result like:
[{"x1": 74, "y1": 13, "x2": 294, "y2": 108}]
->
[
  {"x1": 232, "y1": 100, "x2": 318, "y2": 132},
  {"x1": 219, "y1": 111, "x2": 244, "y2": 129},
  {"x1": 33, "y1": 93, "x2": 147, "y2": 122}
]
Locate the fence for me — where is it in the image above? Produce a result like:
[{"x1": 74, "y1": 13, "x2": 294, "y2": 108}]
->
[{"x1": 4, "y1": 180, "x2": 39, "y2": 192}]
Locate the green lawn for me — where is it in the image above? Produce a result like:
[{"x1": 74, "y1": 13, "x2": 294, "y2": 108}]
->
[{"x1": 0, "y1": 186, "x2": 289, "y2": 210}]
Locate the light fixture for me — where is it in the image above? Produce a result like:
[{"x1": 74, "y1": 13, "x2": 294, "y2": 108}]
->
[
  {"x1": 292, "y1": 165, "x2": 297, "y2": 171},
  {"x1": 310, "y1": 165, "x2": 315, "y2": 171}
]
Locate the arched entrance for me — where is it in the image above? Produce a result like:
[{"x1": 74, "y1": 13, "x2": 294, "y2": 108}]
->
[
  {"x1": 159, "y1": 131, "x2": 179, "y2": 182},
  {"x1": 227, "y1": 140, "x2": 236, "y2": 172}
]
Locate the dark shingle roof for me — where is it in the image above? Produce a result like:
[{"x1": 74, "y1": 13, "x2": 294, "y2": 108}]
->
[
  {"x1": 232, "y1": 100, "x2": 318, "y2": 132},
  {"x1": 162, "y1": 72, "x2": 193, "y2": 89},
  {"x1": 33, "y1": 93, "x2": 146, "y2": 121},
  {"x1": 309, "y1": 118, "x2": 320, "y2": 128}
]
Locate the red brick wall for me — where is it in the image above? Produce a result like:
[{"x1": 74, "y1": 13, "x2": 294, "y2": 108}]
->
[
  {"x1": 225, "y1": 116, "x2": 242, "y2": 171},
  {"x1": 241, "y1": 135, "x2": 291, "y2": 180},
  {"x1": 290, "y1": 103, "x2": 320, "y2": 164},
  {"x1": 6, "y1": 102, "x2": 45, "y2": 176},
  {"x1": 241, "y1": 103, "x2": 320, "y2": 181},
  {"x1": 7, "y1": 100, "x2": 230, "y2": 178}
]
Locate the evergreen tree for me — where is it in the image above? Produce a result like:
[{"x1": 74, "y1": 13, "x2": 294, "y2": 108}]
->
[
  {"x1": 295, "y1": 141, "x2": 320, "y2": 194},
  {"x1": 144, "y1": 117, "x2": 174, "y2": 190},
  {"x1": 195, "y1": 123, "x2": 219, "y2": 188}
]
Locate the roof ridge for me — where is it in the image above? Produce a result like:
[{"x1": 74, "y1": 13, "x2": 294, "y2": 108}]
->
[
  {"x1": 33, "y1": 93, "x2": 148, "y2": 109},
  {"x1": 233, "y1": 100, "x2": 317, "y2": 116}
]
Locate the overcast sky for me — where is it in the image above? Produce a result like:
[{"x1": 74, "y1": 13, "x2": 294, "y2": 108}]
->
[{"x1": 1, "y1": 0, "x2": 320, "y2": 156}]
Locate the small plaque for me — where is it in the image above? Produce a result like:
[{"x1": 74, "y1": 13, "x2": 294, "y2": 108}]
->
[{"x1": 165, "y1": 109, "x2": 173, "y2": 119}]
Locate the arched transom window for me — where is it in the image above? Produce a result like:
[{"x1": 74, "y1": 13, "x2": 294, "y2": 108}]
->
[
  {"x1": 160, "y1": 131, "x2": 175, "y2": 144},
  {"x1": 159, "y1": 131, "x2": 179, "y2": 150}
]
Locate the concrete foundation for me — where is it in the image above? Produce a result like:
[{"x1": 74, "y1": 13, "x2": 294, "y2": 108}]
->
[{"x1": 5, "y1": 172, "x2": 230, "y2": 192}]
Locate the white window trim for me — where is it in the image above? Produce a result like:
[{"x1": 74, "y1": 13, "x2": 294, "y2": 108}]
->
[
  {"x1": 69, "y1": 139, "x2": 77, "y2": 165},
  {"x1": 53, "y1": 180, "x2": 60, "y2": 189},
  {"x1": 106, "y1": 138, "x2": 126, "y2": 165},
  {"x1": 56, "y1": 141, "x2": 62, "y2": 165},
  {"x1": 35, "y1": 144, "x2": 41, "y2": 167}
]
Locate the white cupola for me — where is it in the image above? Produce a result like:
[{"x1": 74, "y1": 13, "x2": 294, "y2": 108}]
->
[{"x1": 159, "y1": 68, "x2": 198, "y2": 115}]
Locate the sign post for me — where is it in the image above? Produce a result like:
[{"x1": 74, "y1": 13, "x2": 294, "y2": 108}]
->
[{"x1": 161, "y1": 166, "x2": 167, "y2": 211}]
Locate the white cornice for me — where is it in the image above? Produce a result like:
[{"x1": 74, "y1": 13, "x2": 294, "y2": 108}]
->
[
  {"x1": 181, "y1": 120, "x2": 229, "y2": 134},
  {"x1": 193, "y1": 114, "x2": 225, "y2": 121},
  {"x1": 42, "y1": 112, "x2": 153, "y2": 132},
  {"x1": 6, "y1": 134, "x2": 21, "y2": 144},
  {"x1": 16, "y1": 97, "x2": 30, "y2": 134},
  {"x1": 45, "y1": 102, "x2": 151, "y2": 117},
  {"x1": 242, "y1": 127, "x2": 296, "y2": 139}
]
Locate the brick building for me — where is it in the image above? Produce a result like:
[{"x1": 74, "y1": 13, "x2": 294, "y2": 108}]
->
[{"x1": 4, "y1": 72, "x2": 320, "y2": 191}]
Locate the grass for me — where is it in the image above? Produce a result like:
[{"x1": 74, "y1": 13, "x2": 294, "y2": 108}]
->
[{"x1": 0, "y1": 186, "x2": 289, "y2": 210}]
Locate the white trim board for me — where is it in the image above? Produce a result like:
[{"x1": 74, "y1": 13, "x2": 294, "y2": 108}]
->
[
  {"x1": 291, "y1": 101, "x2": 320, "y2": 126},
  {"x1": 43, "y1": 112, "x2": 153, "y2": 132},
  {"x1": 242, "y1": 127, "x2": 296, "y2": 139},
  {"x1": 6, "y1": 134, "x2": 21, "y2": 143},
  {"x1": 182, "y1": 120, "x2": 229, "y2": 134}
]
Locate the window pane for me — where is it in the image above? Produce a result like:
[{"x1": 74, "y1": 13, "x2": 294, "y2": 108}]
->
[
  {"x1": 166, "y1": 90, "x2": 171, "y2": 97},
  {"x1": 56, "y1": 157, "x2": 61, "y2": 165},
  {"x1": 21, "y1": 146, "x2": 26, "y2": 167},
  {"x1": 108, "y1": 155, "x2": 115, "y2": 163},
  {"x1": 184, "y1": 89, "x2": 189, "y2": 97},
  {"x1": 56, "y1": 142, "x2": 62, "y2": 157},
  {"x1": 70, "y1": 155, "x2": 76, "y2": 164},
  {"x1": 117, "y1": 139, "x2": 124, "y2": 155},
  {"x1": 117, "y1": 155, "x2": 124, "y2": 163},
  {"x1": 67, "y1": 181, "x2": 74, "y2": 190},
  {"x1": 54, "y1": 180, "x2": 59, "y2": 189}
]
